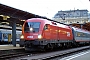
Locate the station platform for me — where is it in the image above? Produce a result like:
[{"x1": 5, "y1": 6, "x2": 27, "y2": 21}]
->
[
  {"x1": 70, "y1": 49, "x2": 90, "y2": 60},
  {"x1": 60, "y1": 49, "x2": 90, "y2": 60},
  {"x1": 0, "y1": 44, "x2": 24, "y2": 50}
]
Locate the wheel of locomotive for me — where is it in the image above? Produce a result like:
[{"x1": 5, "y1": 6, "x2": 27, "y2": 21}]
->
[{"x1": 44, "y1": 44, "x2": 53, "y2": 51}]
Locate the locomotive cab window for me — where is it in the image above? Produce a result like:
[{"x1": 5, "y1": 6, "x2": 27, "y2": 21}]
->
[
  {"x1": 44, "y1": 24, "x2": 48, "y2": 30},
  {"x1": 24, "y1": 22, "x2": 40, "y2": 33}
]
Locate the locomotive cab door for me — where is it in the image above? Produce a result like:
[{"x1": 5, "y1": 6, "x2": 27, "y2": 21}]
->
[{"x1": 43, "y1": 24, "x2": 51, "y2": 39}]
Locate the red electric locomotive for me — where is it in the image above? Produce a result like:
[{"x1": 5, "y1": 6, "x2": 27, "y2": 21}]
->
[{"x1": 19, "y1": 18, "x2": 74, "y2": 50}]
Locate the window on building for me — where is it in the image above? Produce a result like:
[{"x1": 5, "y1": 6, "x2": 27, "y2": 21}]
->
[
  {"x1": 77, "y1": 22, "x2": 79, "y2": 23},
  {"x1": 70, "y1": 22, "x2": 72, "y2": 23}
]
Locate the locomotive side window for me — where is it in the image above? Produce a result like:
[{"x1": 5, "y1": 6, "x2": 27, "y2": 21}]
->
[
  {"x1": 44, "y1": 24, "x2": 48, "y2": 30},
  {"x1": 24, "y1": 22, "x2": 40, "y2": 33},
  {"x1": 24, "y1": 22, "x2": 29, "y2": 32}
]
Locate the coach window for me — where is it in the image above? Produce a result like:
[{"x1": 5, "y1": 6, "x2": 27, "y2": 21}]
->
[
  {"x1": 44, "y1": 24, "x2": 48, "y2": 30},
  {"x1": 82, "y1": 33, "x2": 86, "y2": 37},
  {"x1": 0, "y1": 32, "x2": 2, "y2": 39},
  {"x1": 16, "y1": 34, "x2": 20, "y2": 39},
  {"x1": 87, "y1": 34, "x2": 90, "y2": 38},
  {"x1": 77, "y1": 32, "x2": 81, "y2": 37},
  {"x1": 3, "y1": 33, "x2": 8, "y2": 39}
]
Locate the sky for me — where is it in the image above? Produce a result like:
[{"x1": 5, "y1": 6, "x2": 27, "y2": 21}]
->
[{"x1": 0, "y1": 0, "x2": 90, "y2": 19}]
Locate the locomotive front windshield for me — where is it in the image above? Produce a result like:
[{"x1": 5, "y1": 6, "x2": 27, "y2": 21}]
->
[{"x1": 24, "y1": 22, "x2": 40, "y2": 33}]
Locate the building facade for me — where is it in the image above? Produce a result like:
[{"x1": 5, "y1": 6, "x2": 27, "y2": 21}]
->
[{"x1": 53, "y1": 9, "x2": 89, "y2": 24}]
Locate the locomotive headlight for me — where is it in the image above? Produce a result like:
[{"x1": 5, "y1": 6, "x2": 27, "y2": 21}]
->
[
  {"x1": 20, "y1": 35, "x2": 24, "y2": 39},
  {"x1": 30, "y1": 28, "x2": 33, "y2": 31},
  {"x1": 38, "y1": 34, "x2": 42, "y2": 39}
]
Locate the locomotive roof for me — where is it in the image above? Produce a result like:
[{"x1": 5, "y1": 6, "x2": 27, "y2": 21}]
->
[
  {"x1": 27, "y1": 18, "x2": 69, "y2": 25},
  {"x1": 26, "y1": 18, "x2": 71, "y2": 29}
]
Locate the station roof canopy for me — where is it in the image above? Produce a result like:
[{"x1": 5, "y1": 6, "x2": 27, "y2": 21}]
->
[{"x1": 0, "y1": 3, "x2": 49, "y2": 26}]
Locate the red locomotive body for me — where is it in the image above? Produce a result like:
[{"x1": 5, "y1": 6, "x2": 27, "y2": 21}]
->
[
  {"x1": 20, "y1": 18, "x2": 74, "y2": 50},
  {"x1": 42, "y1": 21, "x2": 74, "y2": 41},
  {"x1": 19, "y1": 18, "x2": 90, "y2": 50}
]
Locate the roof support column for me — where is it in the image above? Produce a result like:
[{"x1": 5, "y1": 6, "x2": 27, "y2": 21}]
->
[{"x1": 12, "y1": 22, "x2": 16, "y2": 47}]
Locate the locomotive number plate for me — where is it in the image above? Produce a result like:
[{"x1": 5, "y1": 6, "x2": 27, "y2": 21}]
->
[{"x1": 27, "y1": 36, "x2": 33, "y2": 38}]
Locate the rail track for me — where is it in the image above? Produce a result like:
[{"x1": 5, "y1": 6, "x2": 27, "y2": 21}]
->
[
  {"x1": 18, "y1": 46, "x2": 90, "y2": 60},
  {"x1": 0, "y1": 48, "x2": 46, "y2": 60},
  {"x1": 0, "y1": 48, "x2": 30, "y2": 60},
  {"x1": 0, "y1": 52, "x2": 28, "y2": 60},
  {"x1": 0, "y1": 46, "x2": 90, "y2": 60}
]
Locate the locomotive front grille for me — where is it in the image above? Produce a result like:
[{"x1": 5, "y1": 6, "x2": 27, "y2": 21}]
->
[{"x1": 25, "y1": 40, "x2": 40, "y2": 46}]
